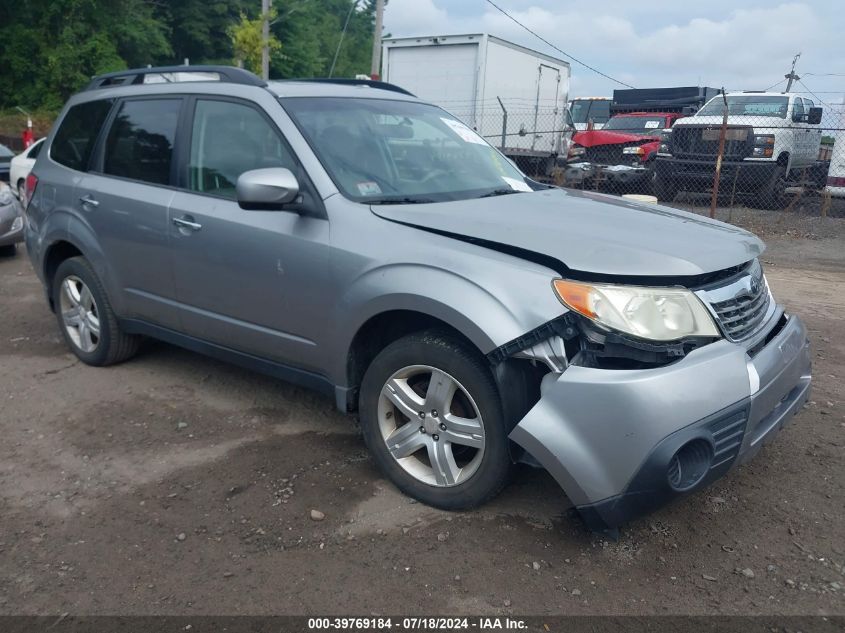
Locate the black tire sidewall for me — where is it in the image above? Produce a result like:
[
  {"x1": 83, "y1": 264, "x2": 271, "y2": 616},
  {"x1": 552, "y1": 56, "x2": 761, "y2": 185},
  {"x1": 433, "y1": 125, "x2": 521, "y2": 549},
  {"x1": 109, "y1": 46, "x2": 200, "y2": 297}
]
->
[
  {"x1": 52, "y1": 258, "x2": 114, "y2": 366},
  {"x1": 359, "y1": 332, "x2": 511, "y2": 510}
]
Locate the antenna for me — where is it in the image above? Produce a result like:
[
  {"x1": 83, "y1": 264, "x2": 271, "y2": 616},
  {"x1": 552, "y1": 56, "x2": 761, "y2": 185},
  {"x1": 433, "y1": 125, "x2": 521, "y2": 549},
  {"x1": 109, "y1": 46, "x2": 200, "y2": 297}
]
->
[{"x1": 784, "y1": 52, "x2": 801, "y2": 92}]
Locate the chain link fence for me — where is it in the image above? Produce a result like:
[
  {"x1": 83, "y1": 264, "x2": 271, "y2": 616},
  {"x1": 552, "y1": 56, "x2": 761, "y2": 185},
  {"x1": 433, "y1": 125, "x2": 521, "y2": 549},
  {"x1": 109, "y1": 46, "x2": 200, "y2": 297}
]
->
[{"x1": 448, "y1": 95, "x2": 845, "y2": 220}]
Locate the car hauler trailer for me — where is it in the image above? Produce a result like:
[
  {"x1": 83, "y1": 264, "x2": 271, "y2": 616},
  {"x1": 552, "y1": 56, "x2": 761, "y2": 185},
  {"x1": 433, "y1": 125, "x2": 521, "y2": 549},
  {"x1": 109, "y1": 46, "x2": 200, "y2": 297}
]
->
[{"x1": 381, "y1": 34, "x2": 572, "y2": 178}]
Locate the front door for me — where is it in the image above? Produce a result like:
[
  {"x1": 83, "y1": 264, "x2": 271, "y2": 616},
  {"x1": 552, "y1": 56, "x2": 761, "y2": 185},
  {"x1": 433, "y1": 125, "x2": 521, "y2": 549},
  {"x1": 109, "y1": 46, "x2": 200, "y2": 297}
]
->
[{"x1": 167, "y1": 97, "x2": 331, "y2": 371}]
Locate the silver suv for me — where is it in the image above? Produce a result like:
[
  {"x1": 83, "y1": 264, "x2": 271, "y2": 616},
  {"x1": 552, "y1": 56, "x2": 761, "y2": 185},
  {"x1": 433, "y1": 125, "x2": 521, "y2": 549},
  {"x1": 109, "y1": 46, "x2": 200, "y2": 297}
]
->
[{"x1": 25, "y1": 66, "x2": 811, "y2": 532}]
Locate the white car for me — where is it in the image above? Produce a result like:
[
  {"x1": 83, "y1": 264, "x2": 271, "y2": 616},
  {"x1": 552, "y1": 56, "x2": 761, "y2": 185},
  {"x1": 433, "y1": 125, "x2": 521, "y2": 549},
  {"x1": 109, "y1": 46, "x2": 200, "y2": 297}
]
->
[{"x1": 10, "y1": 138, "x2": 44, "y2": 201}]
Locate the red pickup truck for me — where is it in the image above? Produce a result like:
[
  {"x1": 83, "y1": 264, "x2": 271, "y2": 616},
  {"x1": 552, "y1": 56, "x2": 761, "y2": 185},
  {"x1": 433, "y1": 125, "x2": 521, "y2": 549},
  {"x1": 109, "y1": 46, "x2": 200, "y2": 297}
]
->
[{"x1": 567, "y1": 112, "x2": 683, "y2": 189}]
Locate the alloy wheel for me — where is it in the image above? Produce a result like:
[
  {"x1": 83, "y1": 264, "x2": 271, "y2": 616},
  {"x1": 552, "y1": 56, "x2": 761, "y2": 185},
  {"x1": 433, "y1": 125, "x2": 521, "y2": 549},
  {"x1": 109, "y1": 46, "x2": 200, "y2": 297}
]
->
[
  {"x1": 377, "y1": 364, "x2": 486, "y2": 487},
  {"x1": 59, "y1": 275, "x2": 101, "y2": 353}
]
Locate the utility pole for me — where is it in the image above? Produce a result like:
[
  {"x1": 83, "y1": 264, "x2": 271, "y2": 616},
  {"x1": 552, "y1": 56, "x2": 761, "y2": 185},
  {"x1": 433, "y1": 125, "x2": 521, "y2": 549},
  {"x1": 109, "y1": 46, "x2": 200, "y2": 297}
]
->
[
  {"x1": 784, "y1": 52, "x2": 800, "y2": 92},
  {"x1": 261, "y1": 0, "x2": 271, "y2": 81},
  {"x1": 370, "y1": 0, "x2": 385, "y2": 79}
]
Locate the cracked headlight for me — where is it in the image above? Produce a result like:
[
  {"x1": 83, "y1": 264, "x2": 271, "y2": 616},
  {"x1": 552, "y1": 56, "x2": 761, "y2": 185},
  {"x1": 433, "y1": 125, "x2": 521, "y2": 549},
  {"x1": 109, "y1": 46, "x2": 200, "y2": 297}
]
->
[{"x1": 553, "y1": 279, "x2": 720, "y2": 341}]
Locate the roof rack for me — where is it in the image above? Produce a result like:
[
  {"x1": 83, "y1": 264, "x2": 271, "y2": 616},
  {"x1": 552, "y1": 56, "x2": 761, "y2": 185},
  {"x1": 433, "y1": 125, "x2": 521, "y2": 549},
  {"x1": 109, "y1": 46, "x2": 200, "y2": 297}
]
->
[
  {"x1": 280, "y1": 78, "x2": 415, "y2": 97},
  {"x1": 84, "y1": 65, "x2": 267, "y2": 91}
]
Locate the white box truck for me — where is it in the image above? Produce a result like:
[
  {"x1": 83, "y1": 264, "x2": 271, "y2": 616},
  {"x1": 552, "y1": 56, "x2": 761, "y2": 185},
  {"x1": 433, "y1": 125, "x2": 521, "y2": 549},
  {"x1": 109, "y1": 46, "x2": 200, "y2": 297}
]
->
[{"x1": 381, "y1": 33, "x2": 572, "y2": 177}]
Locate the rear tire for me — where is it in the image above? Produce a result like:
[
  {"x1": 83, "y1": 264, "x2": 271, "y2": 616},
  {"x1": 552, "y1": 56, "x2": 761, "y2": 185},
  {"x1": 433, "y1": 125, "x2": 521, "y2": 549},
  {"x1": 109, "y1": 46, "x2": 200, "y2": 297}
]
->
[
  {"x1": 52, "y1": 256, "x2": 140, "y2": 366},
  {"x1": 0, "y1": 244, "x2": 16, "y2": 257},
  {"x1": 358, "y1": 330, "x2": 512, "y2": 510}
]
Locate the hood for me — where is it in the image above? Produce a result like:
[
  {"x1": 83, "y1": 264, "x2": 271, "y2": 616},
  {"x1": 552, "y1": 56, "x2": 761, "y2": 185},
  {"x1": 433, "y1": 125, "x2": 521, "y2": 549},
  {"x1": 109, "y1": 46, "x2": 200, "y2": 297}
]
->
[
  {"x1": 573, "y1": 129, "x2": 659, "y2": 148},
  {"x1": 370, "y1": 188, "x2": 763, "y2": 278}
]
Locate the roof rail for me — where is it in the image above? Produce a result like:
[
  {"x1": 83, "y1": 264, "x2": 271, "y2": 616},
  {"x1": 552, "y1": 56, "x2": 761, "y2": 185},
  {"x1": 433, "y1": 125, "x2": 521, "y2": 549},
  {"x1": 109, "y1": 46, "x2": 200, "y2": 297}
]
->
[
  {"x1": 84, "y1": 65, "x2": 267, "y2": 91},
  {"x1": 280, "y1": 78, "x2": 415, "y2": 96}
]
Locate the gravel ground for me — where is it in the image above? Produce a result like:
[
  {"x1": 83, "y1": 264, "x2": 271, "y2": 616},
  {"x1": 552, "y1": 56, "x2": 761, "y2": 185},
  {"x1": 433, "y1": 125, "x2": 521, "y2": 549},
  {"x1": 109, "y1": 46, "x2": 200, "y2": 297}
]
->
[{"x1": 0, "y1": 232, "x2": 843, "y2": 616}]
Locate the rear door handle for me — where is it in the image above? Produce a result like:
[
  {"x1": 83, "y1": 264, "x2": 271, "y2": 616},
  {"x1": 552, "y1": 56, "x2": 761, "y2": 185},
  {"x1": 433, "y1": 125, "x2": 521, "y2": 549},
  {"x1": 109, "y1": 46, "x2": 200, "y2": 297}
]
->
[
  {"x1": 173, "y1": 216, "x2": 202, "y2": 231},
  {"x1": 78, "y1": 195, "x2": 99, "y2": 208}
]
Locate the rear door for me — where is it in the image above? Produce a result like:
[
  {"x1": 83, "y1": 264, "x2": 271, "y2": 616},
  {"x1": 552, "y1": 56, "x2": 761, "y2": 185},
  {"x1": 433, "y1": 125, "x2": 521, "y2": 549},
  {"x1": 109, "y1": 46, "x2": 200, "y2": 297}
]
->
[
  {"x1": 76, "y1": 96, "x2": 183, "y2": 328},
  {"x1": 166, "y1": 96, "x2": 330, "y2": 369}
]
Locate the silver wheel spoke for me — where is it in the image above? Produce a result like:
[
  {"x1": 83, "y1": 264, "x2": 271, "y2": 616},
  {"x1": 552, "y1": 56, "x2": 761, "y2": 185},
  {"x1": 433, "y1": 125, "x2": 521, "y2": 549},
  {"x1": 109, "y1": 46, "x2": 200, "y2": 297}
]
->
[
  {"x1": 442, "y1": 413, "x2": 484, "y2": 448},
  {"x1": 428, "y1": 439, "x2": 460, "y2": 486},
  {"x1": 79, "y1": 286, "x2": 94, "y2": 310},
  {"x1": 85, "y1": 312, "x2": 100, "y2": 337},
  {"x1": 383, "y1": 378, "x2": 424, "y2": 420},
  {"x1": 62, "y1": 279, "x2": 80, "y2": 307},
  {"x1": 385, "y1": 422, "x2": 427, "y2": 459},
  {"x1": 424, "y1": 368, "x2": 457, "y2": 413},
  {"x1": 62, "y1": 309, "x2": 82, "y2": 328}
]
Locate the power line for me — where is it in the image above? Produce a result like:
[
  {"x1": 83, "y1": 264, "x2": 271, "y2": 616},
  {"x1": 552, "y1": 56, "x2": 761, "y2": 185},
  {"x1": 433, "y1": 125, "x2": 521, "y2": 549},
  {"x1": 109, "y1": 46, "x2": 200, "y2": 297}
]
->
[
  {"x1": 797, "y1": 78, "x2": 834, "y2": 107},
  {"x1": 329, "y1": 0, "x2": 359, "y2": 78},
  {"x1": 483, "y1": 0, "x2": 635, "y2": 89},
  {"x1": 804, "y1": 72, "x2": 845, "y2": 77},
  {"x1": 764, "y1": 78, "x2": 786, "y2": 92}
]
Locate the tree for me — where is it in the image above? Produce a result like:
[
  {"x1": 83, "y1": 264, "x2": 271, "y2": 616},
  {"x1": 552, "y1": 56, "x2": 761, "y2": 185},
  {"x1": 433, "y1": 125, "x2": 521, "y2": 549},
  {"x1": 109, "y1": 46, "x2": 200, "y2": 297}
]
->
[{"x1": 228, "y1": 10, "x2": 281, "y2": 74}]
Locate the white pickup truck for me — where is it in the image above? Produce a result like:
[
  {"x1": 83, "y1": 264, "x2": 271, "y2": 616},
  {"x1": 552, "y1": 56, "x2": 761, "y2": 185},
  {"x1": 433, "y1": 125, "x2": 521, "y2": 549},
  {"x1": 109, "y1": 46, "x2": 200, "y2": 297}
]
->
[{"x1": 653, "y1": 92, "x2": 823, "y2": 208}]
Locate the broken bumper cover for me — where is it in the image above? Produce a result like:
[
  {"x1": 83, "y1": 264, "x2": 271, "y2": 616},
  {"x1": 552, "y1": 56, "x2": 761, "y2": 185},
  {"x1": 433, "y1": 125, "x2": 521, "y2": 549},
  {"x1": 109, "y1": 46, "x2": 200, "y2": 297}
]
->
[{"x1": 509, "y1": 313, "x2": 811, "y2": 530}]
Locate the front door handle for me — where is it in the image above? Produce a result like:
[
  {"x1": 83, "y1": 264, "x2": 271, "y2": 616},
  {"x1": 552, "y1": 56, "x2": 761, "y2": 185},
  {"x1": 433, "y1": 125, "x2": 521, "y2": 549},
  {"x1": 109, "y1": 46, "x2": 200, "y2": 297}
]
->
[
  {"x1": 173, "y1": 216, "x2": 202, "y2": 232},
  {"x1": 78, "y1": 194, "x2": 99, "y2": 208}
]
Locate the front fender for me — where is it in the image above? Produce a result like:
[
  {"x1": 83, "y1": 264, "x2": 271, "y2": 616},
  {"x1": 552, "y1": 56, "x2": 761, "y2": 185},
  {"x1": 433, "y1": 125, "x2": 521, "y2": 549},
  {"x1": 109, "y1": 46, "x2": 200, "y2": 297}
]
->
[{"x1": 328, "y1": 261, "x2": 564, "y2": 386}]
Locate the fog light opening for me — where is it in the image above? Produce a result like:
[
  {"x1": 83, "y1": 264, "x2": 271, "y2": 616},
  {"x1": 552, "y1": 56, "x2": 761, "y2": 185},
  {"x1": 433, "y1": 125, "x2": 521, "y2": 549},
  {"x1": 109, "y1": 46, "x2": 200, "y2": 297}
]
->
[{"x1": 667, "y1": 439, "x2": 713, "y2": 492}]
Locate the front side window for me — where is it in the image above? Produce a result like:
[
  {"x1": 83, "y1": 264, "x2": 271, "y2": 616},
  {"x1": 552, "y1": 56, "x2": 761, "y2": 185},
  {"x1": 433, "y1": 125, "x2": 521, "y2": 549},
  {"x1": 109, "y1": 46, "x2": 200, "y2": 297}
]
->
[
  {"x1": 51, "y1": 100, "x2": 113, "y2": 171},
  {"x1": 103, "y1": 99, "x2": 181, "y2": 185},
  {"x1": 188, "y1": 99, "x2": 296, "y2": 198},
  {"x1": 698, "y1": 95, "x2": 789, "y2": 118},
  {"x1": 283, "y1": 97, "x2": 530, "y2": 203}
]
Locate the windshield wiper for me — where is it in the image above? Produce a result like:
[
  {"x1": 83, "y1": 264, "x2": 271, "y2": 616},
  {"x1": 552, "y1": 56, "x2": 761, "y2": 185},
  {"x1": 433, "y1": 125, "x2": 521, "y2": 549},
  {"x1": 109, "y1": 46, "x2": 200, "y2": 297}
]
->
[
  {"x1": 477, "y1": 188, "x2": 524, "y2": 198},
  {"x1": 369, "y1": 197, "x2": 436, "y2": 205}
]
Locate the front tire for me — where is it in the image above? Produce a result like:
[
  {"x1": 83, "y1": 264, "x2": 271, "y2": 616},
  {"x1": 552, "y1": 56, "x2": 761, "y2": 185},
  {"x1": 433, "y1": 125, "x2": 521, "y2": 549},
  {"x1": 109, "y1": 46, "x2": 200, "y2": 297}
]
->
[
  {"x1": 755, "y1": 166, "x2": 790, "y2": 210},
  {"x1": 358, "y1": 331, "x2": 512, "y2": 510},
  {"x1": 653, "y1": 171, "x2": 679, "y2": 201},
  {"x1": 52, "y1": 256, "x2": 139, "y2": 366}
]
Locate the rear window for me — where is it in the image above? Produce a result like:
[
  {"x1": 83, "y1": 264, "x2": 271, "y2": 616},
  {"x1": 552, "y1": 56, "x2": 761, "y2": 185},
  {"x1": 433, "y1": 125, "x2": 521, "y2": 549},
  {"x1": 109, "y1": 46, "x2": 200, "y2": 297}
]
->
[
  {"x1": 51, "y1": 100, "x2": 113, "y2": 171},
  {"x1": 103, "y1": 99, "x2": 181, "y2": 185}
]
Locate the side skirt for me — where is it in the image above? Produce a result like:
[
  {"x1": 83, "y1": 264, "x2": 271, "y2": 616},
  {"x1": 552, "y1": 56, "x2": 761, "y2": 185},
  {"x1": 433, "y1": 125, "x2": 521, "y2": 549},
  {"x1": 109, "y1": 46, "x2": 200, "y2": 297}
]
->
[{"x1": 119, "y1": 318, "x2": 337, "y2": 399}]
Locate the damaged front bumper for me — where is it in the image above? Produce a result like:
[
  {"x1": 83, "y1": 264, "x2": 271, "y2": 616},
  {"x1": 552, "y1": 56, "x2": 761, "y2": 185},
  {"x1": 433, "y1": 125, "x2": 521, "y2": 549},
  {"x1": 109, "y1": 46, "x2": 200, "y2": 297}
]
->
[{"x1": 508, "y1": 313, "x2": 811, "y2": 530}]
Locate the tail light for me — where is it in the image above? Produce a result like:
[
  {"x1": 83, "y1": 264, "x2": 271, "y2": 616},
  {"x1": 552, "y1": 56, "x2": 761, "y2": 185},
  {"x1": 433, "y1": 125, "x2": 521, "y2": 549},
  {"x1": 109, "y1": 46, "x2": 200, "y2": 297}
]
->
[{"x1": 24, "y1": 173, "x2": 38, "y2": 207}]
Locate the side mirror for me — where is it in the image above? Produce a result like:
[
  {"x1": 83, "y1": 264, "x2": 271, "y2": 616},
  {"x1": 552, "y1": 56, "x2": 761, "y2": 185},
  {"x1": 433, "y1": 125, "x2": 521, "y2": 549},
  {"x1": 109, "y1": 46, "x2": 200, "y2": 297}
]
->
[
  {"x1": 807, "y1": 107, "x2": 823, "y2": 125},
  {"x1": 236, "y1": 167, "x2": 300, "y2": 210}
]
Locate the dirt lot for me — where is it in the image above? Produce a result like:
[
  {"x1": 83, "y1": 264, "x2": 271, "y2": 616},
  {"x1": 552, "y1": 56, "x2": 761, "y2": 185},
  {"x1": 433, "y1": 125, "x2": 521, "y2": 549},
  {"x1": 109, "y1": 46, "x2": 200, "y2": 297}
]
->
[{"x1": 0, "y1": 211, "x2": 843, "y2": 616}]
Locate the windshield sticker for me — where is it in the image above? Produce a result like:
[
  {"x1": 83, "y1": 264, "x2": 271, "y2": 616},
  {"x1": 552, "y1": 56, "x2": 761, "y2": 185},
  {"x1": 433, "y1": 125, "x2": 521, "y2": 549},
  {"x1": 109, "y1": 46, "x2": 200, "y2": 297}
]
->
[
  {"x1": 440, "y1": 117, "x2": 487, "y2": 145},
  {"x1": 502, "y1": 177, "x2": 533, "y2": 192},
  {"x1": 644, "y1": 120, "x2": 661, "y2": 129},
  {"x1": 356, "y1": 181, "x2": 382, "y2": 196}
]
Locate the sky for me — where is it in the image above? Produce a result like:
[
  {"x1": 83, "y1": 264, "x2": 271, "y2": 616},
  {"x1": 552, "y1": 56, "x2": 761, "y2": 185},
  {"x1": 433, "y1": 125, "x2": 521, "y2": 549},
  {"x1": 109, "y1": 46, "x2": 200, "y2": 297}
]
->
[{"x1": 382, "y1": 0, "x2": 844, "y2": 108}]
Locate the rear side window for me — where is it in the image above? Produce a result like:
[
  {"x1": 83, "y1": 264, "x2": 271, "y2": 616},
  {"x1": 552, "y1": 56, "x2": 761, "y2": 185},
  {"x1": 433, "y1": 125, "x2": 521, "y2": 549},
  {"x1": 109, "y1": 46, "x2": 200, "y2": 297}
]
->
[
  {"x1": 51, "y1": 100, "x2": 113, "y2": 171},
  {"x1": 103, "y1": 99, "x2": 181, "y2": 185},
  {"x1": 29, "y1": 140, "x2": 43, "y2": 159}
]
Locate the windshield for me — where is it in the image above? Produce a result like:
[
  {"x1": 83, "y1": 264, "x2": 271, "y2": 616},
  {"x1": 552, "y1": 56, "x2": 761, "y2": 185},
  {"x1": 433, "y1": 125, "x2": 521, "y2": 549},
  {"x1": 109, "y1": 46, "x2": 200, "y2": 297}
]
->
[
  {"x1": 282, "y1": 97, "x2": 531, "y2": 203},
  {"x1": 569, "y1": 99, "x2": 611, "y2": 124},
  {"x1": 0, "y1": 144, "x2": 13, "y2": 158},
  {"x1": 602, "y1": 116, "x2": 666, "y2": 135},
  {"x1": 698, "y1": 95, "x2": 789, "y2": 118}
]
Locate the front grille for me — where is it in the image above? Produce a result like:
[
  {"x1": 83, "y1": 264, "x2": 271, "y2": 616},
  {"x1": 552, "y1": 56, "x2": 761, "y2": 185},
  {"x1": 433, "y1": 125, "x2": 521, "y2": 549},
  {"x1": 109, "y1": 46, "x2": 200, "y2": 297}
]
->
[
  {"x1": 708, "y1": 408, "x2": 748, "y2": 469},
  {"x1": 671, "y1": 125, "x2": 753, "y2": 161},
  {"x1": 585, "y1": 145, "x2": 624, "y2": 165},
  {"x1": 708, "y1": 271, "x2": 771, "y2": 341}
]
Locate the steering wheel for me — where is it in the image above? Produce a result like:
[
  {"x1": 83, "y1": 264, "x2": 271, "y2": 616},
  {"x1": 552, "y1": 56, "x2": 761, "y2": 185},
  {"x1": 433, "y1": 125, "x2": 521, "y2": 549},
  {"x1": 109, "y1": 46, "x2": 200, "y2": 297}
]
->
[{"x1": 417, "y1": 169, "x2": 452, "y2": 185}]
